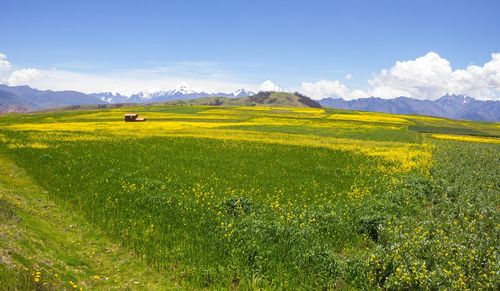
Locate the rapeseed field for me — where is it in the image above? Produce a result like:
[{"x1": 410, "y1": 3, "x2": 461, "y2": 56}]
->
[{"x1": 0, "y1": 106, "x2": 498, "y2": 289}]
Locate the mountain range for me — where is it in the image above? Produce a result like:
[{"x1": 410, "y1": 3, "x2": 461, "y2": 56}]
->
[
  {"x1": 0, "y1": 84, "x2": 498, "y2": 122},
  {"x1": 0, "y1": 85, "x2": 107, "y2": 113},
  {"x1": 89, "y1": 85, "x2": 255, "y2": 103},
  {"x1": 319, "y1": 94, "x2": 500, "y2": 122},
  {"x1": 0, "y1": 84, "x2": 255, "y2": 113}
]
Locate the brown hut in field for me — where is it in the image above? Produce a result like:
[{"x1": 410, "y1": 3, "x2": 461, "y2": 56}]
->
[{"x1": 124, "y1": 113, "x2": 146, "y2": 122}]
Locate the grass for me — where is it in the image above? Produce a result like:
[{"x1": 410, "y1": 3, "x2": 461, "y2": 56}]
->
[
  {"x1": 0, "y1": 105, "x2": 498, "y2": 289},
  {"x1": 0, "y1": 152, "x2": 174, "y2": 290}
]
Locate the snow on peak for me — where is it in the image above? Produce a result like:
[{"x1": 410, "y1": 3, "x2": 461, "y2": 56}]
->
[
  {"x1": 95, "y1": 86, "x2": 256, "y2": 103},
  {"x1": 172, "y1": 82, "x2": 195, "y2": 95},
  {"x1": 438, "y1": 93, "x2": 476, "y2": 104},
  {"x1": 231, "y1": 88, "x2": 255, "y2": 97},
  {"x1": 136, "y1": 91, "x2": 154, "y2": 99}
]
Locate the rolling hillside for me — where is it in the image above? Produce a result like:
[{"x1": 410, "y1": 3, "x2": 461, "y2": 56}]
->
[{"x1": 162, "y1": 91, "x2": 322, "y2": 108}]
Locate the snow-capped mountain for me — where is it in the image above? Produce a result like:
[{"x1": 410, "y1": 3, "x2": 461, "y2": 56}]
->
[
  {"x1": 435, "y1": 93, "x2": 475, "y2": 106},
  {"x1": 231, "y1": 89, "x2": 255, "y2": 98},
  {"x1": 91, "y1": 85, "x2": 255, "y2": 104},
  {"x1": 172, "y1": 83, "x2": 196, "y2": 95}
]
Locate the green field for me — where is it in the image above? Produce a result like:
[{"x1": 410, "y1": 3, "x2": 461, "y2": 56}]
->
[{"x1": 0, "y1": 106, "x2": 499, "y2": 290}]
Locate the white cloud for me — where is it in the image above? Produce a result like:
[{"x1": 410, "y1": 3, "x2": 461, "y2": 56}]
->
[
  {"x1": 0, "y1": 53, "x2": 12, "y2": 84},
  {"x1": 301, "y1": 80, "x2": 350, "y2": 99},
  {"x1": 0, "y1": 53, "x2": 259, "y2": 94},
  {"x1": 0, "y1": 53, "x2": 11, "y2": 71},
  {"x1": 350, "y1": 89, "x2": 366, "y2": 99},
  {"x1": 259, "y1": 80, "x2": 282, "y2": 92},
  {"x1": 344, "y1": 73, "x2": 352, "y2": 80},
  {"x1": 447, "y1": 53, "x2": 500, "y2": 100},
  {"x1": 300, "y1": 52, "x2": 463, "y2": 100},
  {"x1": 300, "y1": 52, "x2": 500, "y2": 100},
  {"x1": 8, "y1": 68, "x2": 49, "y2": 86},
  {"x1": 368, "y1": 52, "x2": 500, "y2": 100},
  {"x1": 368, "y1": 52, "x2": 452, "y2": 99}
]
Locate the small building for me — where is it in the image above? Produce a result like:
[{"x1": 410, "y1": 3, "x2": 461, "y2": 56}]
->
[{"x1": 124, "y1": 113, "x2": 146, "y2": 122}]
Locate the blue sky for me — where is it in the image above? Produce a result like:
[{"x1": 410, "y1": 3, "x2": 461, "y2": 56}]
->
[{"x1": 1, "y1": 0, "x2": 499, "y2": 99}]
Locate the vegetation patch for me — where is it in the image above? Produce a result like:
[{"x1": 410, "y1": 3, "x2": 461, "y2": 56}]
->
[
  {"x1": 409, "y1": 124, "x2": 494, "y2": 136},
  {"x1": 0, "y1": 152, "x2": 174, "y2": 290}
]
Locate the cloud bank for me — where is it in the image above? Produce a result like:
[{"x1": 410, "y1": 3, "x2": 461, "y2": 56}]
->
[
  {"x1": 301, "y1": 80, "x2": 350, "y2": 99},
  {"x1": 259, "y1": 80, "x2": 283, "y2": 92},
  {"x1": 1, "y1": 52, "x2": 499, "y2": 100},
  {"x1": 0, "y1": 53, "x2": 12, "y2": 83},
  {"x1": 0, "y1": 53, "x2": 11, "y2": 71},
  {"x1": 8, "y1": 68, "x2": 49, "y2": 86},
  {"x1": 0, "y1": 57, "x2": 258, "y2": 95},
  {"x1": 301, "y1": 52, "x2": 500, "y2": 100}
]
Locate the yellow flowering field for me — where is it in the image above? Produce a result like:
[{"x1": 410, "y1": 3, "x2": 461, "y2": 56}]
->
[
  {"x1": 432, "y1": 133, "x2": 500, "y2": 144},
  {"x1": 0, "y1": 105, "x2": 498, "y2": 289}
]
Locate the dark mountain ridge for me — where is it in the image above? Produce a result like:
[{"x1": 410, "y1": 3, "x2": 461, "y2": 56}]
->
[
  {"x1": 0, "y1": 85, "x2": 106, "y2": 111},
  {"x1": 0, "y1": 88, "x2": 31, "y2": 113},
  {"x1": 320, "y1": 94, "x2": 500, "y2": 122}
]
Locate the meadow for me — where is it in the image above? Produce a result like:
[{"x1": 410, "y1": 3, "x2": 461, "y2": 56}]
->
[{"x1": 0, "y1": 105, "x2": 498, "y2": 289}]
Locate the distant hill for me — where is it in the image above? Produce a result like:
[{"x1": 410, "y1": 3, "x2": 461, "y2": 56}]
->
[
  {"x1": 0, "y1": 85, "x2": 106, "y2": 113},
  {"x1": 0, "y1": 89, "x2": 31, "y2": 113},
  {"x1": 320, "y1": 94, "x2": 500, "y2": 122},
  {"x1": 161, "y1": 91, "x2": 322, "y2": 108}
]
